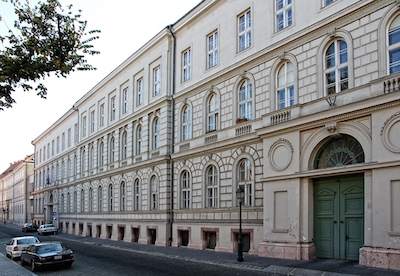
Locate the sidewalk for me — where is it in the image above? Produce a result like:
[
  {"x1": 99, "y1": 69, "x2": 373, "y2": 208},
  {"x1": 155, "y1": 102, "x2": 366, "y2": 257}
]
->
[
  {"x1": 0, "y1": 252, "x2": 36, "y2": 276},
  {"x1": 1, "y1": 223, "x2": 398, "y2": 276}
]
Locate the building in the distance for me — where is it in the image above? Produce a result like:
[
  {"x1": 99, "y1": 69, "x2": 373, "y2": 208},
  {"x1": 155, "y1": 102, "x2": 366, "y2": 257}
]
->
[
  {"x1": 31, "y1": 0, "x2": 400, "y2": 270},
  {"x1": 0, "y1": 154, "x2": 35, "y2": 226}
]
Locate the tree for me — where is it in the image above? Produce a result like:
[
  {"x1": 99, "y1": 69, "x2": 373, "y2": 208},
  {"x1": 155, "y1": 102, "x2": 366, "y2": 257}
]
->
[{"x1": 0, "y1": 0, "x2": 100, "y2": 110}]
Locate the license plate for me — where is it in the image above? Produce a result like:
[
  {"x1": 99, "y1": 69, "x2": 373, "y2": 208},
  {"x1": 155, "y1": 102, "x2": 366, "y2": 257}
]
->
[{"x1": 54, "y1": 255, "x2": 62, "y2": 260}]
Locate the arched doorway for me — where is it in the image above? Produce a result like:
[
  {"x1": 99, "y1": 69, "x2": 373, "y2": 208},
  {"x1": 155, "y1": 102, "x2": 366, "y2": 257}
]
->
[{"x1": 313, "y1": 135, "x2": 365, "y2": 261}]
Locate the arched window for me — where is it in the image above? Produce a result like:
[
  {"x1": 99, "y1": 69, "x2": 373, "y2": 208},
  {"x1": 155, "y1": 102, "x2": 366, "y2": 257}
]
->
[
  {"x1": 99, "y1": 142, "x2": 104, "y2": 166},
  {"x1": 238, "y1": 79, "x2": 253, "y2": 120},
  {"x1": 314, "y1": 135, "x2": 365, "y2": 169},
  {"x1": 276, "y1": 61, "x2": 294, "y2": 109},
  {"x1": 81, "y1": 149, "x2": 86, "y2": 172},
  {"x1": 61, "y1": 194, "x2": 64, "y2": 213},
  {"x1": 67, "y1": 193, "x2": 70, "y2": 213},
  {"x1": 388, "y1": 14, "x2": 400, "y2": 74},
  {"x1": 136, "y1": 125, "x2": 142, "y2": 155},
  {"x1": 134, "y1": 179, "x2": 140, "y2": 211},
  {"x1": 110, "y1": 138, "x2": 115, "y2": 163},
  {"x1": 237, "y1": 159, "x2": 253, "y2": 206},
  {"x1": 122, "y1": 132, "x2": 128, "y2": 159},
  {"x1": 207, "y1": 93, "x2": 219, "y2": 132},
  {"x1": 89, "y1": 188, "x2": 93, "y2": 212},
  {"x1": 182, "y1": 105, "x2": 191, "y2": 141},
  {"x1": 150, "y1": 176, "x2": 158, "y2": 210},
  {"x1": 67, "y1": 158, "x2": 70, "y2": 177},
  {"x1": 80, "y1": 189, "x2": 85, "y2": 212},
  {"x1": 74, "y1": 155, "x2": 77, "y2": 176},
  {"x1": 61, "y1": 161, "x2": 65, "y2": 179},
  {"x1": 181, "y1": 171, "x2": 190, "y2": 209},
  {"x1": 98, "y1": 186, "x2": 103, "y2": 212},
  {"x1": 153, "y1": 118, "x2": 160, "y2": 149},
  {"x1": 324, "y1": 39, "x2": 348, "y2": 95},
  {"x1": 73, "y1": 191, "x2": 77, "y2": 213},
  {"x1": 206, "y1": 165, "x2": 218, "y2": 208},
  {"x1": 90, "y1": 145, "x2": 95, "y2": 170},
  {"x1": 108, "y1": 184, "x2": 113, "y2": 211},
  {"x1": 120, "y1": 182, "x2": 126, "y2": 211}
]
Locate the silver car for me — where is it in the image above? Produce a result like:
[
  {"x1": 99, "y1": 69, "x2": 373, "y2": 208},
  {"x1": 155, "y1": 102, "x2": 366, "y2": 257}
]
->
[
  {"x1": 5, "y1": 236, "x2": 40, "y2": 260},
  {"x1": 37, "y1": 224, "x2": 56, "y2": 235}
]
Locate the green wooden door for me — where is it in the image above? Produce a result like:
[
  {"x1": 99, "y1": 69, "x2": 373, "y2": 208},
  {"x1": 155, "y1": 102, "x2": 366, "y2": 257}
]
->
[{"x1": 314, "y1": 174, "x2": 364, "y2": 260}]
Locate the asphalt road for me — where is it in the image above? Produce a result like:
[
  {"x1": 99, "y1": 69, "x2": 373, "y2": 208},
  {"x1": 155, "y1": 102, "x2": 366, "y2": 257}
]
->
[{"x1": 1, "y1": 225, "x2": 265, "y2": 276}]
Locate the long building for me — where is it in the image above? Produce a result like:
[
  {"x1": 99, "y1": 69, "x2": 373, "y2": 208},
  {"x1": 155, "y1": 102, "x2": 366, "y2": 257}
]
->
[
  {"x1": 31, "y1": 0, "x2": 400, "y2": 270},
  {"x1": 0, "y1": 154, "x2": 35, "y2": 226}
]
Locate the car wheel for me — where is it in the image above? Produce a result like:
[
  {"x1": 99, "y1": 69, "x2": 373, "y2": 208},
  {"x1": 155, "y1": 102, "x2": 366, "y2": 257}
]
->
[{"x1": 31, "y1": 261, "x2": 36, "y2": 272}]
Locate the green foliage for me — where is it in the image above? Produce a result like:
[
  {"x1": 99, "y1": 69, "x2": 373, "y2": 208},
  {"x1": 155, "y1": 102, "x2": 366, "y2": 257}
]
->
[{"x1": 0, "y1": 0, "x2": 100, "y2": 110}]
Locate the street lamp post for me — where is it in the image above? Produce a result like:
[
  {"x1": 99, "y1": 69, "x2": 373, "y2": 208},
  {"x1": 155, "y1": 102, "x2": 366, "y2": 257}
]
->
[{"x1": 236, "y1": 187, "x2": 244, "y2": 262}]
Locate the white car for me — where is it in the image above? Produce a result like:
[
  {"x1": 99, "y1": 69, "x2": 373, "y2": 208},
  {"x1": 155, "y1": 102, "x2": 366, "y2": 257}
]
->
[
  {"x1": 5, "y1": 236, "x2": 40, "y2": 260},
  {"x1": 37, "y1": 224, "x2": 56, "y2": 235}
]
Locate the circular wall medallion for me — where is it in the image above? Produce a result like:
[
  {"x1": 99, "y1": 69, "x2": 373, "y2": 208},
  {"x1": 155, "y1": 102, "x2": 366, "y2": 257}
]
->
[
  {"x1": 381, "y1": 111, "x2": 400, "y2": 153},
  {"x1": 269, "y1": 138, "x2": 294, "y2": 171}
]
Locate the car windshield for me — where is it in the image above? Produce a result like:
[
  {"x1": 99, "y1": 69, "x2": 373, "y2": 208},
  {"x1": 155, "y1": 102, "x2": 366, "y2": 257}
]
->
[
  {"x1": 36, "y1": 243, "x2": 66, "y2": 253},
  {"x1": 17, "y1": 238, "x2": 37, "y2": 244}
]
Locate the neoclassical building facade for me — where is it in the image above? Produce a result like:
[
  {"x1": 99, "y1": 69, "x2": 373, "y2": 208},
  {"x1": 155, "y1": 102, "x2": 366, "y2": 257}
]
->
[{"x1": 31, "y1": 0, "x2": 400, "y2": 270}]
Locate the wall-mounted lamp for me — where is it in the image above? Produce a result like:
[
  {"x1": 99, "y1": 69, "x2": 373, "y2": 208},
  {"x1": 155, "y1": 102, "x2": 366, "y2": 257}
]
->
[{"x1": 326, "y1": 93, "x2": 337, "y2": 106}]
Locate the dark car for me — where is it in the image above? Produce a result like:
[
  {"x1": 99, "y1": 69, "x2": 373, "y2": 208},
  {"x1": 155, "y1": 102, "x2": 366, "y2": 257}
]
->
[
  {"x1": 22, "y1": 223, "x2": 38, "y2": 232},
  {"x1": 21, "y1": 242, "x2": 74, "y2": 272}
]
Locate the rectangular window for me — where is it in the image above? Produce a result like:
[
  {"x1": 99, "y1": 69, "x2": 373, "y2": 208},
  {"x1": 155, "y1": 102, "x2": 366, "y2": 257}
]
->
[
  {"x1": 82, "y1": 116, "x2": 87, "y2": 137},
  {"x1": 323, "y1": 0, "x2": 335, "y2": 7},
  {"x1": 276, "y1": 0, "x2": 292, "y2": 31},
  {"x1": 123, "y1": 88, "x2": 129, "y2": 114},
  {"x1": 100, "y1": 104, "x2": 105, "y2": 127},
  {"x1": 52, "y1": 140, "x2": 55, "y2": 156},
  {"x1": 57, "y1": 137, "x2": 60, "y2": 153},
  {"x1": 154, "y1": 67, "x2": 161, "y2": 96},
  {"x1": 111, "y1": 97, "x2": 116, "y2": 121},
  {"x1": 238, "y1": 10, "x2": 251, "y2": 51},
  {"x1": 68, "y1": 128, "x2": 71, "y2": 147},
  {"x1": 207, "y1": 31, "x2": 218, "y2": 68},
  {"x1": 43, "y1": 146, "x2": 46, "y2": 161},
  {"x1": 62, "y1": 132, "x2": 65, "y2": 150},
  {"x1": 183, "y1": 49, "x2": 191, "y2": 82},
  {"x1": 74, "y1": 123, "x2": 78, "y2": 143},
  {"x1": 90, "y1": 110, "x2": 95, "y2": 133},
  {"x1": 137, "y1": 78, "x2": 143, "y2": 106},
  {"x1": 47, "y1": 143, "x2": 50, "y2": 158}
]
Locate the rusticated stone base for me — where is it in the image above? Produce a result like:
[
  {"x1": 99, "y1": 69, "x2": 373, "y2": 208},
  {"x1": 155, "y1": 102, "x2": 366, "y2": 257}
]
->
[
  {"x1": 258, "y1": 241, "x2": 315, "y2": 260},
  {"x1": 360, "y1": 246, "x2": 400, "y2": 271}
]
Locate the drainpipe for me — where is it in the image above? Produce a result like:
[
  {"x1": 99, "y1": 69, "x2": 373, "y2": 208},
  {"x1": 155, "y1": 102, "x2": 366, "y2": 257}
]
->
[{"x1": 168, "y1": 24, "x2": 176, "y2": 246}]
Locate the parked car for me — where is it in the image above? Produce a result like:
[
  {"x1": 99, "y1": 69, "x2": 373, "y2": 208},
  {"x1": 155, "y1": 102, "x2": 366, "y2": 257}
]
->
[
  {"x1": 4, "y1": 236, "x2": 40, "y2": 261},
  {"x1": 37, "y1": 224, "x2": 56, "y2": 235},
  {"x1": 21, "y1": 242, "x2": 74, "y2": 272},
  {"x1": 22, "y1": 223, "x2": 38, "y2": 232}
]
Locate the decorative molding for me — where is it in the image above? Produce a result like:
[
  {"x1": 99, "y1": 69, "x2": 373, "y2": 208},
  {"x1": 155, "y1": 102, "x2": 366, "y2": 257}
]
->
[
  {"x1": 381, "y1": 111, "x2": 400, "y2": 153},
  {"x1": 268, "y1": 138, "x2": 294, "y2": 171},
  {"x1": 328, "y1": 27, "x2": 336, "y2": 37},
  {"x1": 325, "y1": 122, "x2": 339, "y2": 136}
]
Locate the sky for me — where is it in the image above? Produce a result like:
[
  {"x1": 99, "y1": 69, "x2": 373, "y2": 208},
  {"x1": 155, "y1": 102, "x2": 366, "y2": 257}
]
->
[{"x1": 0, "y1": 0, "x2": 201, "y2": 173}]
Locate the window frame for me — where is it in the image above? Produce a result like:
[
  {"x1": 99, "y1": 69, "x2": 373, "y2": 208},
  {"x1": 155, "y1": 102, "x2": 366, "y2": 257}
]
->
[
  {"x1": 120, "y1": 181, "x2": 126, "y2": 211},
  {"x1": 182, "y1": 105, "x2": 191, "y2": 141},
  {"x1": 136, "y1": 125, "x2": 142, "y2": 155},
  {"x1": 134, "y1": 178, "x2": 140, "y2": 211},
  {"x1": 153, "y1": 66, "x2": 161, "y2": 96},
  {"x1": 110, "y1": 96, "x2": 116, "y2": 122},
  {"x1": 137, "y1": 78, "x2": 144, "y2": 106},
  {"x1": 182, "y1": 48, "x2": 191, "y2": 82},
  {"x1": 238, "y1": 9, "x2": 252, "y2": 52},
  {"x1": 122, "y1": 87, "x2": 129, "y2": 114},
  {"x1": 207, "y1": 30, "x2": 219, "y2": 69},
  {"x1": 205, "y1": 165, "x2": 218, "y2": 208},
  {"x1": 180, "y1": 170, "x2": 191, "y2": 209},
  {"x1": 275, "y1": 0, "x2": 293, "y2": 32},
  {"x1": 238, "y1": 79, "x2": 253, "y2": 121},
  {"x1": 100, "y1": 104, "x2": 105, "y2": 127},
  {"x1": 207, "y1": 93, "x2": 219, "y2": 132},
  {"x1": 121, "y1": 131, "x2": 128, "y2": 160},
  {"x1": 323, "y1": 39, "x2": 348, "y2": 95},
  {"x1": 276, "y1": 61, "x2": 295, "y2": 110},
  {"x1": 150, "y1": 176, "x2": 159, "y2": 210},
  {"x1": 237, "y1": 158, "x2": 253, "y2": 207},
  {"x1": 153, "y1": 117, "x2": 160, "y2": 150}
]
